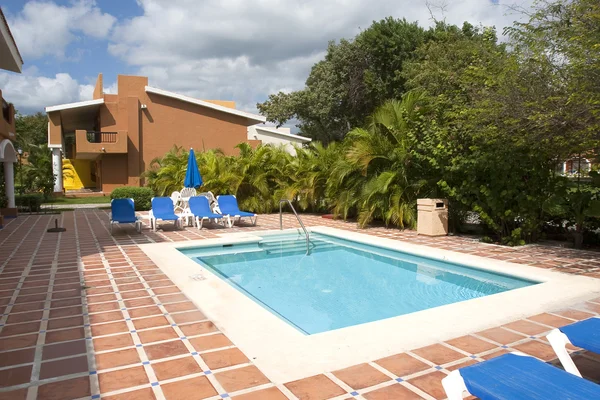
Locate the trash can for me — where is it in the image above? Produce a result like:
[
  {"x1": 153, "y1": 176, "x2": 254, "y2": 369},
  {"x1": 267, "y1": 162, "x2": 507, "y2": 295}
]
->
[{"x1": 417, "y1": 199, "x2": 448, "y2": 236}]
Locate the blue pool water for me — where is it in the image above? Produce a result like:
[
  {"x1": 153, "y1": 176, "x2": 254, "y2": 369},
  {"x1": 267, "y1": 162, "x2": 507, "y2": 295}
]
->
[{"x1": 181, "y1": 233, "x2": 536, "y2": 334}]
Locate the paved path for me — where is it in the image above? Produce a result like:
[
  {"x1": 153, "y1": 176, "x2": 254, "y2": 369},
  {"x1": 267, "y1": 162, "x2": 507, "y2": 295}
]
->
[{"x1": 0, "y1": 211, "x2": 598, "y2": 399}]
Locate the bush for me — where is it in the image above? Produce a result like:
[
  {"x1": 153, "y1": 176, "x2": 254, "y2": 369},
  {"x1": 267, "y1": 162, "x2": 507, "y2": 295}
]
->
[
  {"x1": 111, "y1": 187, "x2": 154, "y2": 211},
  {"x1": 15, "y1": 194, "x2": 44, "y2": 212}
]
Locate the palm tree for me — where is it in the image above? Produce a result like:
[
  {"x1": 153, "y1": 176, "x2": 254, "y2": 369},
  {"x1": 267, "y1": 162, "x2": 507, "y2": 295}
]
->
[{"x1": 329, "y1": 92, "x2": 432, "y2": 228}]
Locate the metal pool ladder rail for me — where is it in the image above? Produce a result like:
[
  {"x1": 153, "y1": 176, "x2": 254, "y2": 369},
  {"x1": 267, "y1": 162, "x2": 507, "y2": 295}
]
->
[{"x1": 279, "y1": 199, "x2": 310, "y2": 255}]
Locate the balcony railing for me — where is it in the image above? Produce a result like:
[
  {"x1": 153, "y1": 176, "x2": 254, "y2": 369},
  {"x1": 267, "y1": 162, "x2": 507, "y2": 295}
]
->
[
  {"x1": 86, "y1": 131, "x2": 118, "y2": 143},
  {"x1": 2, "y1": 99, "x2": 10, "y2": 123}
]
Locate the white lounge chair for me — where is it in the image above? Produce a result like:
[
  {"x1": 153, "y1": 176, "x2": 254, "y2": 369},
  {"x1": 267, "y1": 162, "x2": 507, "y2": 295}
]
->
[{"x1": 547, "y1": 316, "x2": 600, "y2": 377}]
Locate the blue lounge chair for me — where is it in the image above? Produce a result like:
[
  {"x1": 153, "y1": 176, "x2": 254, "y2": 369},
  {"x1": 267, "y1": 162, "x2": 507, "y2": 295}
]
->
[
  {"x1": 149, "y1": 197, "x2": 181, "y2": 231},
  {"x1": 189, "y1": 196, "x2": 229, "y2": 229},
  {"x1": 442, "y1": 352, "x2": 600, "y2": 400},
  {"x1": 109, "y1": 198, "x2": 142, "y2": 234},
  {"x1": 547, "y1": 316, "x2": 600, "y2": 377},
  {"x1": 216, "y1": 195, "x2": 257, "y2": 227}
]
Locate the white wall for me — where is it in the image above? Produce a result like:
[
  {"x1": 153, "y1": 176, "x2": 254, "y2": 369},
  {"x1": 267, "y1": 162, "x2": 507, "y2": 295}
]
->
[{"x1": 247, "y1": 126, "x2": 310, "y2": 155}]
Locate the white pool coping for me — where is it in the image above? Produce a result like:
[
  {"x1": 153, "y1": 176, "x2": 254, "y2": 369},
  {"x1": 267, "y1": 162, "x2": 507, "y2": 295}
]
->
[{"x1": 139, "y1": 227, "x2": 600, "y2": 383}]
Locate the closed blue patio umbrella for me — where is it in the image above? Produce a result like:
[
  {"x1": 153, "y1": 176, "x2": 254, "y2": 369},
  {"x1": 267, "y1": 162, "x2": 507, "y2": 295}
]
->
[{"x1": 184, "y1": 148, "x2": 203, "y2": 188}]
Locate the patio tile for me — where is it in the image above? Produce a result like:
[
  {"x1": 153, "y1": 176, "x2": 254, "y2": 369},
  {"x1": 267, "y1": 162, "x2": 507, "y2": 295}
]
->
[
  {"x1": 446, "y1": 359, "x2": 479, "y2": 371},
  {"x1": 475, "y1": 327, "x2": 527, "y2": 345},
  {"x1": 0, "y1": 348, "x2": 35, "y2": 367},
  {"x1": 202, "y1": 347, "x2": 249, "y2": 370},
  {"x1": 89, "y1": 311, "x2": 124, "y2": 324},
  {"x1": 171, "y1": 311, "x2": 206, "y2": 324},
  {"x1": 163, "y1": 302, "x2": 197, "y2": 313},
  {"x1": 47, "y1": 316, "x2": 84, "y2": 330},
  {"x1": 572, "y1": 355, "x2": 600, "y2": 382},
  {"x1": 406, "y1": 370, "x2": 447, "y2": 399},
  {"x1": 49, "y1": 306, "x2": 83, "y2": 319},
  {"x1": 101, "y1": 387, "x2": 157, "y2": 400},
  {"x1": 0, "y1": 388, "x2": 27, "y2": 400},
  {"x1": 412, "y1": 344, "x2": 464, "y2": 365},
  {"x1": 502, "y1": 320, "x2": 550, "y2": 336},
  {"x1": 151, "y1": 356, "x2": 202, "y2": 380},
  {"x1": 96, "y1": 348, "x2": 141, "y2": 370},
  {"x1": 232, "y1": 387, "x2": 288, "y2": 400},
  {"x1": 6, "y1": 310, "x2": 44, "y2": 324},
  {"x1": 51, "y1": 298, "x2": 82, "y2": 308},
  {"x1": 527, "y1": 313, "x2": 573, "y2": 328},
  {"x1": 120, "y1": 290, "x2": 149, "y2": 300},
  {"x1": 91, "y1": 321, "x2": 129, "y2": 336},
  {"x1": 144, "y1": 339, "x2": 189, "y2": 360},
  {"x1": 0, "y1": 321, "x2": 41, "y2": 336},
  {"x1": 42, "y1": 339, "x2": 87, "y2": 360},
  {"x1": 215, "y1": 365, "x2": 270, "y2": 393},
  {"x1": 132, "y1": 316, "x2": 170, "y2": 330},
  {"x1": 481, "y1": 349, "x2": 511, "y2": 360},
  {"x1": 179, "y1": 321, "x2": 217, "y2": 336},
  {"x1": 158, "y1": 293, "x2": 189, "y2": 303},
  {"x1": 37, "y1": 376, "x2": 91, "y2": 400},
  {"x1": 93, "y1": 333, "x2": 134, "y2": 351},
  {"x1": 583, "y1": 302, "x2": 600, "y2": 314},
  {"x1": 87, "y1": 302, "x2": 120, "y2": 313},
  {"x1": 86, "y1": 294, "x2": 117, "y2": 304},
  {"x1": 512, "y1": 341, "x2": 557, "y2": 362},
  {"x1": 189, "y1": 333, "x2": 233, "y2": 351},
  {"x1": 374, "y1": 353, "x2": 431, "y2": 377},
  {"x1": 160, "y1": 376, "x2": 217, "y2": 400},
  {"x1": 363, "y1": 384, "x2": 423, "y2": 400},
  {"x1": 553, "y1": 309, "x2": 596, "y2": 321},
  {"x1": 0, "y1": 333, "x2": 38, "y2": 350},
  {"x1": 98, "y1": 365, "x2": 149, "y2": 393},
  {"x1": 10, "y1": 301, "x2": 45, "y2": 313},
  {"x1": 45, "y1": 327, "x2": 85, "y2": 343},
  {"x1": 153, "y1": 286, "x2": 182, "y2": 295},
  {"x1": 124, "y1": 297, "x2": 156, "y2": 308},
  {"x1": 333, "y1": 363, "x2": 389, "y2": 390},
  {"x1": 39, "y1": 355, "x2": 89, "y2": 379},
  {"x1": 445, "y1": 335, "x2": 498, "y2": 354},
  {"x1": 137, "y1": 326, "x2": 179, "y2": 344},
  {"x1": 128, "y1": 305, "x2": 162, "y2": 318}
]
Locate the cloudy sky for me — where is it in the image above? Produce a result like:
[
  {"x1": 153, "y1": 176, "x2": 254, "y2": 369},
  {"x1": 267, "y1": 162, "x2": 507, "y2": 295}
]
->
[{"x1": 1, "y1": 0, "x2": 533, "y2": 115}]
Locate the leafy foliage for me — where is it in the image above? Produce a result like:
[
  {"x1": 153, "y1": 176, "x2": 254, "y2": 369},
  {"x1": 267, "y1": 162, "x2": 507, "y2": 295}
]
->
[
  {"x1": 22, "y1": 145, "x2": 55, "y2": 198},
  {"x1": 110, "y1": 187, "x2": 154, "y2": 211}
]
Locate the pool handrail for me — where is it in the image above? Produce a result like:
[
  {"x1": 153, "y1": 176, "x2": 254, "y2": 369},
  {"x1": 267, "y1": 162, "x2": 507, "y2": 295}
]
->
[{"x1": 279, "y1": 199, "x2": 310, "y2": 255}]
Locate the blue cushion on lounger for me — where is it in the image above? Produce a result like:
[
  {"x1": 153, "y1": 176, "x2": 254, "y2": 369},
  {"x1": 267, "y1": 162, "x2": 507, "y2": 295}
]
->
[
  {"x1": 460, "y1": 353, "x2": 600, "y2": 400},
  {"x1": 560, "y1": 317, "x2": 600, "y2": 355}
]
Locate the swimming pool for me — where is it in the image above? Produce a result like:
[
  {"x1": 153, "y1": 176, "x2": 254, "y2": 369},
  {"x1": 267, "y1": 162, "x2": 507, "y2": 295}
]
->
[{"x1": 181, "y1": 232, "x2": 537, "y2": 334}]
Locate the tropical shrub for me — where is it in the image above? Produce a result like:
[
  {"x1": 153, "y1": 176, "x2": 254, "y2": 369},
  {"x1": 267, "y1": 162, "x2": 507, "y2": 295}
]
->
[
  {"x1": 111, "y1": 187, "x2": 153, "y2": 211},
  {"x1": 22, "y1": 145, "x2": 55, "y2": 198},
  {"x1": 15, "y1": 194, "x2": 44, "y2": 212}
]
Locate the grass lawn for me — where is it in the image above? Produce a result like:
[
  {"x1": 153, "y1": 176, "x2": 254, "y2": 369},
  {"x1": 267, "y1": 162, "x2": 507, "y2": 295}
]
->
[{"x1": 44, "y1": 196, "x2": 112, "y2": 205}]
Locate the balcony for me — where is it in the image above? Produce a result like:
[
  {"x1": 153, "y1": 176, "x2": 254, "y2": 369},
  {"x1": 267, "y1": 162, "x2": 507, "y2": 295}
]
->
[
  {"x1": 75, "y1": 129, "x2": 127, "y2": 159},
  {"x1": 0, "y1": 95, "x2": 16, "y2": 140}
]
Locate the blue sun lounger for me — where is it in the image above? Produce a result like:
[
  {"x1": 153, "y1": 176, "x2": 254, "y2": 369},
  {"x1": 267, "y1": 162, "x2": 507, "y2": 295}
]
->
[
  {"x1": 149, "y1": 197, "x2": 182, "y2": 231},
  {"x1": 216, "y1": 195, "x2": 257, "y2": 227},
  {"x1": 442, "y1": 352, "x2": 600, "y2": 400},
  {"x1": 109, "y1": 198, "x2": 142, "y2": 234},
  {"x1": 189, "y1": 196, "x2": 229, "y2": 229},
  {"x1": 547, "y1": 316, "x2": 600, "y2": 377}
]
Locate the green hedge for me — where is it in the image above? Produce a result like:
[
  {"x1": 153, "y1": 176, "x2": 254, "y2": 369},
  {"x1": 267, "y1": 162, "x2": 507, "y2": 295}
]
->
[
  {"x1": 15, "y1": 194, "x2": 44, "y2": 212},
  {"x1": 110, "y1": 187, "x2": 154, "y2": 211}
]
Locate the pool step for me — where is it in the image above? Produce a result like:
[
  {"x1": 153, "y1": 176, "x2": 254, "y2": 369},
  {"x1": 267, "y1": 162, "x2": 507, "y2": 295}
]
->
[{"x1": 261, "y1": 240, "x2": 336, "y2": 255}]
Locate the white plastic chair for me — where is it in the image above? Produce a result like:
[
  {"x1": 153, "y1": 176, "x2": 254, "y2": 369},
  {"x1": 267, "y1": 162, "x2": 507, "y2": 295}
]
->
[{"x1": 170, "y1": 191, "x2": 182, "y2": 212}]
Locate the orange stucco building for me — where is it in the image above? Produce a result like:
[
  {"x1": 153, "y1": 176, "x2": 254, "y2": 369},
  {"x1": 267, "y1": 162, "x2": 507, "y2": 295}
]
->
[
  {"x1": 46, "y1": 74, "x2": 303, "y2": 194},
  {"x1": 0, "y1": 7, "x2": 23, "y2": 212}
]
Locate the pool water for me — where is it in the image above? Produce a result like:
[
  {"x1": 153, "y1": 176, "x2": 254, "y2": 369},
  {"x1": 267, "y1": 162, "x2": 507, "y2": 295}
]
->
[{"x1": 181, "y1": 233, "x2": 536, "y2": 334}]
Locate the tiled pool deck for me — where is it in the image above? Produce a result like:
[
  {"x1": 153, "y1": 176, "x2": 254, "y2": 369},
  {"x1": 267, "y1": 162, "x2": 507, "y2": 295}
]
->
[{"x1": 0, "y1": 210, "x2": 599, "y2": 400}]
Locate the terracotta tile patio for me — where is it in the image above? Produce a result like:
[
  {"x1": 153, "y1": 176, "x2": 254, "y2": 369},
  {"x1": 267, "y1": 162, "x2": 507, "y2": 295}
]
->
[{"x1": 0, "y1": 210, "x2": 598, "y2": 399}]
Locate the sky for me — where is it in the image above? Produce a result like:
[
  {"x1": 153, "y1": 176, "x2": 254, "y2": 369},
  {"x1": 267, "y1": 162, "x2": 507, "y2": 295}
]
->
[{"x1": 0, "y1": 0, "x2": 534, "y2": 115}]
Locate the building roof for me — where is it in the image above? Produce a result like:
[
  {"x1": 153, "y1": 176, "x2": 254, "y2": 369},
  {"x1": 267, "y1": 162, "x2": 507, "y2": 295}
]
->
[
  {"x1": 145, "y1": 86, "x2": 266, "y2": 124},
  {"x1": 45, "y1": 98, "x2": 105, "y2": 113},
  {"x1": 0, "y1": 7, "x2": 23, "y2": 73},
  {"x1": 253, "y1": 126, "x2": 311, "y2": 142}
]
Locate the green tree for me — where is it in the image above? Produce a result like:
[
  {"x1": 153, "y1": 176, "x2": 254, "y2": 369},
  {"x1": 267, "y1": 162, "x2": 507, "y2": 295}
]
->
[
  {"x1": 15, "y1": 112, "x2": 47, "y2": 151},
  {"x1": 257, "y1": 18, "x2": 427, "y2": 143}
]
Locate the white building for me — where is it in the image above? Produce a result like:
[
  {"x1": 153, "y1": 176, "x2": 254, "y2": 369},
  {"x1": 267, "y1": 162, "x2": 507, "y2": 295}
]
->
[{"x1": 247, "y1": 126, "x2": 311, "y2": 155}]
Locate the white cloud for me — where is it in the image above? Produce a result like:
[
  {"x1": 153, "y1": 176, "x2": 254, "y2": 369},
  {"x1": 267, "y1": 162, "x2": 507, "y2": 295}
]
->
[
  {"x1": 107, "y1": 0, "x2": 535, "y2": 113},
  {"x1": 8, "y1": 0, "x2": 116, "y2": 59},
  {"x1": 0, "y1": 70, "x2": 94, "y2": 113}
]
